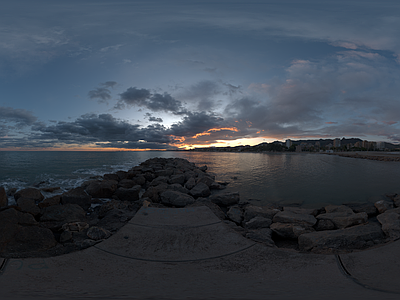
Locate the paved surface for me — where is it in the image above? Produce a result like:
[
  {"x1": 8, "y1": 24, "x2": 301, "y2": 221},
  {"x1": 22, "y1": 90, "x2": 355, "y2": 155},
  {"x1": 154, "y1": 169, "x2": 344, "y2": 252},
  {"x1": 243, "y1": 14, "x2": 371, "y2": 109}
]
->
[{"x1": 1, "y1": 206, "x2": 400, "y2": 300}]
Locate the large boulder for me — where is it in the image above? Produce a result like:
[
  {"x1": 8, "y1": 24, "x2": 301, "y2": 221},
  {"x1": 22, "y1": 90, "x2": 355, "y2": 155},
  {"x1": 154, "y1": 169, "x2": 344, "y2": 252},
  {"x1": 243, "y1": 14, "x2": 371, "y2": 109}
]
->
[
  {"x1": 374, "y1": 199, "x2": 394, "y2": 214},
  {"x1": 38, "y1": 195, "x2": 61, "y2": 208},
  {"x1": 245, "y1": 228, "x2": 275, "y2": 246},
  {"x1": 142, "y1": 183, "x2": 168, "y2": 202},
  {"x1": 85, "y1": 180, "x2": 118, "y2": 198},
  {"x1": 243, "y1": 205, "x2": 280, "y2": 222},
  {"x1": 169, "y1": 174, "x2": 185, "y2": 185},
  {"x1": 118, "y1": 179, "x2": 136, "y2": 189},
  {"x1": 298, "y1": 222, "x2": 385, "y2": 253},
  {"x1": 189, "y1": 182, "x2": 211, "y2": 198},
  {"x1": 61, "y1": 187, "x2": 92, "y2": 210},
  {"x1": 0, "y1": 208, "x2": 38, "y2": 226},
  {"x1": 272, "y1": 211, "x2": 317, "y2": 226},
  {"x1": 159, "y1": 190, "x2": 195, "y2": 207},
  {"x1": 0, "y1": 186, "x2": 8, "y2": 207},
  {"x1": 184, "y1": 177, "x2": 196, "y2": 190},
  {"x1": 270, "y1": 222, "x2": 314, "y2": 239},
  {"x1": 167, "y1": 184, "x2": 189, "y2": 194},
  {"x1": 114, "y1": 185, "x2": 141, "y2": 202},
  {"x1": 196, "y1": 176, "x2": 215, "y2": 187},
  {"x1": 16, "y1": 197, "x2": 40, "y2": 217},
  {"x1": 377, "y1": 207, "x2": 400, "y2": 239},
  {"x1": 227, "y1": 205, "x2": 243, "y2": 224},
  {"x1": 316, "y1": 211, "x2": 368, "y2": 229},
  {"x1": 244, "y1": 216, "x2": 272, "y2": 230},
  {"x1": 40, "y1": 204, "x2": 86, "y2": 223},
  {"x1": 14, "y1": 188, "x2": 44, "y2": 202},
  {"x1": 344, "y1": 203, "x2": 378, "y2": 217},
  {"x1": 209, "y1": 192, "x2": 240, "y2": 207}
]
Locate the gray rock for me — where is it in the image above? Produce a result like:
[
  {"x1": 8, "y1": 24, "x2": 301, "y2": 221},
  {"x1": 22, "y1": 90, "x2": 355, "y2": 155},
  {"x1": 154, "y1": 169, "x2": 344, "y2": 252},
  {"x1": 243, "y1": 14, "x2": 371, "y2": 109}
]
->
[
  {"x1": 160, "y1": 190, "x2": 195, "y2": 207},
  {"x1": 14, "y1": 188, "x2": 44, "y2": 202},
  {"x1": 150, "y1": 176, "x2": 169, "y2": 186},
  {"x1": 273, "y1": 211, "x2": 317, "y2": 226},
  {"x1": 375, "y1": 199, "x2": 394, "y2": 214},
  {"x1": 118, "y1": 179, "x2": 136, "y2": 189},
  {"x1": 298, "y1": 222, "x2": 385, "y2": 253},
  {"x1": 97, "y1": 208, "x2": 135, "y2": 232},
  {"x1": 245, "y1": 216, "x2": 272, "y2": 229},
  {"x1": 189, "y1": 182, "x2": 211, "y2": 198},
  {"x1": 209, "y1": 192, "x2": 240, "y2": 207},
  {"x1": 246, "y1": 228, "x2": 275, "y2": 246},
  {"x1": 103, "y1": 173, "x2": 119, "y2": 181},
  {"x1": 85, "y1": 180, "x2": 118, "y2": 198},
  {"x1": 114, "y1": 185, "x2": 141, "y2": 202},
  {"x1": 17, "y1": 197, "x2": 40, "y2": 216},
  {"x1": 41, "y1": 204, "x2": 86, "y2": 223},
  {"x1": 169, "y1": 174, "x2": 185, "y2": 185},
  {"x1": 60, "y1": 230, "x2": 73, "y2": 243},
  {"x1": 131, "y1": 175, "x2": 146, "y2": 186},
  {"x1": 244, "y1": 205, "x2": 280, "y2": 222},
  {"x1": 227, "y1": 205, "x2": 243, "y2": 224},
  {"x1": 167, "y1": 184, "x2": 189, "y2": 194},
  {"x1": 283, "y1": 207, "x2": 318, "y2": 216},
  {"x1": 314, "y1": 219, "x2": 336, "y2": 231},
  {"x1": 38, "y1": 195, "x2": 61, "y2": 208},
  {"x1": 344, "y1": 203, "x2": 378, "y2": 217},
  {"x1": 87, "y1": 226, "x2": 111, "y2": 240},
  {"x1": 393, "y1": 195, "x2": 400, "y2": 208},
  {"x1": 325, "y1": 205, "x2": 354, "y2": 214},
  {"x1": 270, "y1": 222, "x2": 314, "y2": 239},
  {"x1": 184, "y1": 177, "x2": 196, "y2": 190},
  {"x1": 61, "y1": 187, "x2": 92, "y2": 210},
  {"x1": 141, "y1": 183, "x2": 168, "y2": 202},
  {"x1": 196, "y1": 176, "x2": 215, "y2": 187},
  {"x1": 316, "y1": 212, "x2": 368, "y2": 229},
  {"x1": 377, "y1": 207, "x2": 400, "y2": 239},
  {"x1": 0, "y1": 208, "x2": 38, "y2": 226},
  {"x1": 0, "y1": 186, "x2": 7, "y2": 207}
]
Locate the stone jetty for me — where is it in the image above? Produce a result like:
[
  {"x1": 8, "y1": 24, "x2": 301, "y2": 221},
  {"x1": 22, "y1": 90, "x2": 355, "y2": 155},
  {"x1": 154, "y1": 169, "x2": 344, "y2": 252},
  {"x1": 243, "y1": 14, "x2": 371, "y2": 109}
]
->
[{"x1": 1, "y1": 157, "x2": 400, "y2": 258}]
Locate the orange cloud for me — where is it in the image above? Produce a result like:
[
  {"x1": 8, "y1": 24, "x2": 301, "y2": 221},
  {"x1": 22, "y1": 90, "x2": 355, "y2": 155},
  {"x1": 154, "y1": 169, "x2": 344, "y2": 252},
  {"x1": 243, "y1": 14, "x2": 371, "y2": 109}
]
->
[{"x1": 191, "y1": 127, "x2": 239, "y2": 139}]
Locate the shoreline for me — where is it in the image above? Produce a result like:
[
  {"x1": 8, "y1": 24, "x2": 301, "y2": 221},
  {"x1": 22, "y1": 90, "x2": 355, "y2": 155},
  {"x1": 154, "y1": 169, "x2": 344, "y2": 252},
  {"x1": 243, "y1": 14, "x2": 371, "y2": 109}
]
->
[
  {"x1": 325, "y1": 151, "x2": 400, "y2": 162},
  {"x1": 1, "y1": 157, "x2": 400, "y2": 259}
]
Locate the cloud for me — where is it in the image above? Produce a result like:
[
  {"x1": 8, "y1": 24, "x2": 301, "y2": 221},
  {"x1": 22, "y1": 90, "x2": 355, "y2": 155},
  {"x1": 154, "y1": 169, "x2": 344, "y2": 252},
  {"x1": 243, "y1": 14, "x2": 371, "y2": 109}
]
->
[
  {"x1": 118, "y1": 87, "x2": 183, "y2": 112},
  {"x1": 0, "y1": 106, "x2": 37, "y2": 129},
  {"x1": 149, "y1": 117, "x2": 163, "y2": 122},
  {"x1": 88, "y1": 82, "x2": 117, "y2": 103},
  {"x1": 177, "y1": 80, "x2": 221, "y2": 111},
  {"x1": 101, "y1": 81, "x2": 117, "y2": 88},
  {"x1": 168, "y1": 111, "x2": 224, "y2": 137}
]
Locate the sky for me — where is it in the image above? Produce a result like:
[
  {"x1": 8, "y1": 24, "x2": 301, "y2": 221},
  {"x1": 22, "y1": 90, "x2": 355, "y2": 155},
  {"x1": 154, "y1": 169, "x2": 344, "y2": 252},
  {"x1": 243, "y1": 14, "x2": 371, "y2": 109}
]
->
[{"x1": 1, "y1": 0, "x2": 400, "y2": 150}]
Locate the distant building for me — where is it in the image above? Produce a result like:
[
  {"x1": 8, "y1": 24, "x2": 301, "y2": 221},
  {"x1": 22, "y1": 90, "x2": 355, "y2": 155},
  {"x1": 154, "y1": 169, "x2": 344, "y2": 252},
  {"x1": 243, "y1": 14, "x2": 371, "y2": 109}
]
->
[
  {"x1": 376, "y1": 141, "x2": 385, "y2": 150},
  {"x1": 333, "y1": 138, "x2": 341, "y2": 148},
  {"x1": 285, "y1": 139, "x2": 292, "y2": 148}
]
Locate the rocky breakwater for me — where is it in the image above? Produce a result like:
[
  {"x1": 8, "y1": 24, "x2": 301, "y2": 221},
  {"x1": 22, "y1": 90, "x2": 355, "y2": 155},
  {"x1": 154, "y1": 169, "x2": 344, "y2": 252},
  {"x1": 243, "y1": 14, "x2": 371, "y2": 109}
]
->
[{"x1": 1, "y1": 157, "x2": 400, "y2": 258}]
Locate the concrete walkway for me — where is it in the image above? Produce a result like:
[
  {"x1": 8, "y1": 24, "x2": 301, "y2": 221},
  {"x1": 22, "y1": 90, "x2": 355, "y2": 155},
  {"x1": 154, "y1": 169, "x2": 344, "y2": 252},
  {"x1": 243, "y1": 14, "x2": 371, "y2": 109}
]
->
[{"x1": 1, "y1": 206, "x2": 400, "y2": 300}]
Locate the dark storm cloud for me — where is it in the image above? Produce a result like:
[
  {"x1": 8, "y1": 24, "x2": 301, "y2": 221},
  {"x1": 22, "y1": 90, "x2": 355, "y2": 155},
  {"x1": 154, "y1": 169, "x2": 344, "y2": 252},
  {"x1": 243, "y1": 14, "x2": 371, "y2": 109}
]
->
[
  {"x1": 178, "y1": 80, "x2": 221, "y2": 111},
  {"x1": 168, "y1": 111, "x2": 224, "y2": 137},
  {"x1": 149, "y1": 117, "x2": 163, "y2": 122},
  {"x1": 118, "y1": 87, "x2": 182, "y2": 112},
  {"x1": 0, "y1": 106, "x2": 37, "y2": 127},
  {"x1": 30, "y1": 113, "x2": 173, "y2": 148}
]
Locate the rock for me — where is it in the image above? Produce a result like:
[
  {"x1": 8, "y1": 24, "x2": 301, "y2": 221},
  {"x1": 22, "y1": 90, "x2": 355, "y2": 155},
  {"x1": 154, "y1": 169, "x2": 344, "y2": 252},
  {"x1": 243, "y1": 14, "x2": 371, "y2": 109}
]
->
[
  {"x1": 160, "y1": 190, "x2": 195, "y2": 207},
  {"x1": 118, "y1": 179, "x2": 136, "y2": 189},
  {"x1": 86, "y1": 180, "x2": 118, "y2": 198},
  {"x1": 40, "y1": 187, "x2": 61, "y2": 193},
  {"x1": 167, "y1": 184, "x2": 189, "y2": 194},
  {"x1": 16, "y1": 197, "x2": 40, "y2": 216},
  {"x1": 187, "y1": 199, "x2": 226, "y2": 220},
  {"x1": 270, "y1": 222, "x2": 314, "y2": 239},
  {"x1": 0, "y1": 208, "x2": 38, "y2": 226},
  {"x1": 209, "y1": 192, "x2": 240, "y2": 207},
  {"x1": 245, "y1": 216, "x2": 272, "y2": 229},
  {"x1": 87, "y1": 226, "x2": 111, "y2": 240},
  {"x1": 273, "y1": 211, "x2": 317, "y2": 226},
  {"x1": 316, "y1": 212, "x2": 368, "y2": 229},
  {"x1": 184, "y1": 177, "x2": 196, "y2": 190},
  {"x1": 14, "y1": 188, "x2": 44, "y2": 202},
  {"x1": 243, "y1": 205, "x2": 280, "y2": 222},
  {"x1": 344, "y1": 203, "x2": 378, "y2": 217},
  {"x1": 38, "y1": 195, "x2": 61, "y2": 208},
  {"x1": 227, "y1": 205, "x2": 243, "y2": 224},
  {"x1": 97, "y1": 208, "x2": 135, "y2": 232},
  {"x1": 150, "y1": 176, "x2": 169, "y2": 186},
  {"x1": 169, "y1": 174, "x2": 185, "y2": 185},
  {"x1": 116, "y1": 171, "x2": 129, "y2": 181},
  {"x1": 0, "y1": 186, "x2": 8, "y2": 207},
  {"x1": 393, "y1": 195, "x2": 400, "y2": 208},
  {"x1": 61, "y1": 222, "x2": 89, "y2": 232},
  {"x1": 114, "y1": 185, "x2": 141, "y2": 202},
  {"x1": 131, "y1": 175, "x2": 146, "y2": 186},
  {"x1": 189, "y1": 182, "x2": 211, "y2": 198},
  {"x1": 374, "y1": 199, "x2": 394, "y2": 214},
  {"x1": 98, "y1": 199, "x2": 138, "y2": 218},
  {"x1": 79, "y1": 239, "x2": 98, "y2": 249},
  {"x1": 41, "y1": 204, "x2": 86, "y2": 223},
  {"x1": 314, "y1": 219, "x2": 336, "y2": 231},
  {"x1": 103, "y1": 173, "x2": 119, "y2": 181},
  {"x1": 142, "y1": 183, "x2": 168, "y2": 202},
  {"x1": 196, "y1": 176, "x2": 215, "y2": 187},
  {"x1": 2, "y1": 226, "x2": 57, "y2": 253},
  {"x1": 60, "y1": 231, "x2": 73, "y2": 243},
  {"x1": 245, "y1": 228, "x2": 275, "y2": 246},
  {"x1": 283, "y1": 207, "x2": 318, "y2": 216},
  {"x1": 61, "y1": 187, "x2": 92, "y2": 210},
  {"x1": 223, "y1": 220, "x2": 247, "y2": 236},
  {"x1": 325, "y1": 205, "x2": 354, "y2": 214},
  {"x1": 377, "y1": 208, "x2": 400, "y2": 239},
  {"x1": 298, "y1": 222, "x2": 385, "y2": 253}
]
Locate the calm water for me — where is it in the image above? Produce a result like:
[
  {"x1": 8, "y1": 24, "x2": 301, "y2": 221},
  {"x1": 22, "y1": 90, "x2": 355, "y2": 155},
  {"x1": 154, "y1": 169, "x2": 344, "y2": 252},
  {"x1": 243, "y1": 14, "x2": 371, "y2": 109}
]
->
[{"x1": 1, "y1": 151, "x2": 400, "y2": 208}]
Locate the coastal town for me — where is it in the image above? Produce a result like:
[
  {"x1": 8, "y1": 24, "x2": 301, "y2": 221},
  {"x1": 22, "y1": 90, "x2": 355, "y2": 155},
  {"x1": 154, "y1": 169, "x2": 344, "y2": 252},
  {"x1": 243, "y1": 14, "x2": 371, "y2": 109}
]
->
[{"x1": 188, "y1": 138, "x2": 400, "y2": 153}]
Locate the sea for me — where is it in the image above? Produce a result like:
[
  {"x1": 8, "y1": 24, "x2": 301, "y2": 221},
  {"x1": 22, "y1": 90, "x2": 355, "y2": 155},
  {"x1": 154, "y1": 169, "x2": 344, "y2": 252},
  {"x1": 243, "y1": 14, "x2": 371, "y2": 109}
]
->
[{"x1": 1, "y1": 151, "x2": 400, "y2": 208}]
